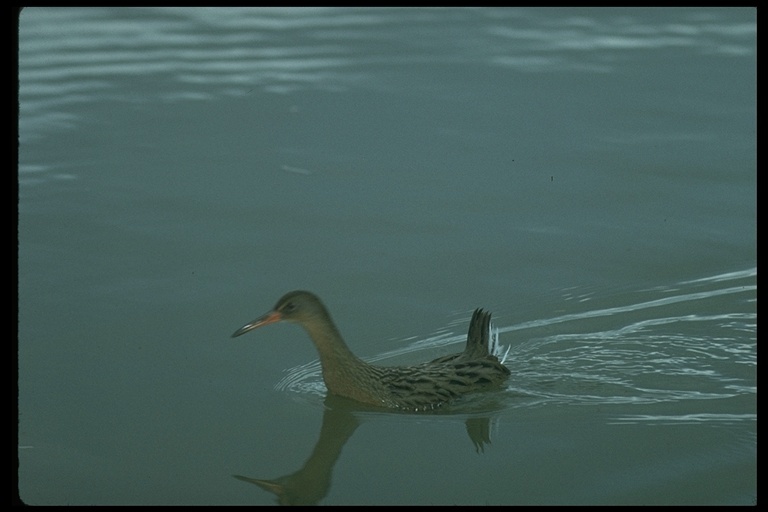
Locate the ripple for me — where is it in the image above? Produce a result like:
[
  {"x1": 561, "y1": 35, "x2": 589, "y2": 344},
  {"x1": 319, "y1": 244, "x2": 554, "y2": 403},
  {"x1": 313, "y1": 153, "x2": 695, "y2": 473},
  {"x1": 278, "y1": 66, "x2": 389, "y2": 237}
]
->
[
  {"x1": 273, "y1": 268, "x2": 755, "y2": 411},
  {"x1": 608, "y1": 413, "x2": 756, "y2": 426},
  {"x1": 19, "y1": 7, "x2": 755, "y2": 143}
]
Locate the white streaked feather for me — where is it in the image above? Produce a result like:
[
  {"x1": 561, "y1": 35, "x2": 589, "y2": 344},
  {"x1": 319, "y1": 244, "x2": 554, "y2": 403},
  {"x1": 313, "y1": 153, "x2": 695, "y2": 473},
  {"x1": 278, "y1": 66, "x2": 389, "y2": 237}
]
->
[{"x1": 488, "y1": 320, "x2": 510, "y2": 364}]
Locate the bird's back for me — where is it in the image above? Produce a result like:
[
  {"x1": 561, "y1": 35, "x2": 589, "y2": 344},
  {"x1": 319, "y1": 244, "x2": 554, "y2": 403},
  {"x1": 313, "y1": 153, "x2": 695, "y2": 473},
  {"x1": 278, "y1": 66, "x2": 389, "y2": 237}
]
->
[{"x1": 364, "y1": 309, "x2": 510, "y2": 411}]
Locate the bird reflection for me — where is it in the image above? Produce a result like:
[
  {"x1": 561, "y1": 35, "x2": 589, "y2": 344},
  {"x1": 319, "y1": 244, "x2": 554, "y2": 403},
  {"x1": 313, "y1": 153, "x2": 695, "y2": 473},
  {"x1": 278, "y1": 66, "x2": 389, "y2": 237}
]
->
[{"x1": 233, "y1": 395, "x2": 503, "y2": 505}]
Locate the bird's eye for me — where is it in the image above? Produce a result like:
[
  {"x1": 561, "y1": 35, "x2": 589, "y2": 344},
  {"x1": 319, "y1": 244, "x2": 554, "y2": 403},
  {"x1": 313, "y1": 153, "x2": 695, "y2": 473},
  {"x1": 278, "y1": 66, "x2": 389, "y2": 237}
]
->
[{"x1": 282, "y1": 302, "x2": 296, "y2": 313}]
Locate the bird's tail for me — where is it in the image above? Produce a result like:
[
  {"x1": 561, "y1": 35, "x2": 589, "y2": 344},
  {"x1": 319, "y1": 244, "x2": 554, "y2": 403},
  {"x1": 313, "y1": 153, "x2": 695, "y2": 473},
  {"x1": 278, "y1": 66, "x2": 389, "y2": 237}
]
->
[{"x1": 465, "y1": 308, "x2": 509, "y2": 363}]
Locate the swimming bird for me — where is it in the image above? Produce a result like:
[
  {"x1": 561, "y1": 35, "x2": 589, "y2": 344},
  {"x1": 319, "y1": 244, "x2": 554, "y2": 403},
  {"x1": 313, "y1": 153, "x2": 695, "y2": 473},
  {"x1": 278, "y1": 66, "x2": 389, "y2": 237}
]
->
[{"x1": 231, "y1": 291, "x2": 510, "y2": 411}]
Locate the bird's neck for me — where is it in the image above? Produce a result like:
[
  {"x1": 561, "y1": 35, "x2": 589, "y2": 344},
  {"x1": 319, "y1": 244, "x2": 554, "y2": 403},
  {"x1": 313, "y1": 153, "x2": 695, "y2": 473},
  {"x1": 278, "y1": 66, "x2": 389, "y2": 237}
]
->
[
  {"x1": 298, "y1": 317, "x2": 381, "y2": 403},
  {"x1": 301, "y1": 318, "x2": 358, "y2": 364}
]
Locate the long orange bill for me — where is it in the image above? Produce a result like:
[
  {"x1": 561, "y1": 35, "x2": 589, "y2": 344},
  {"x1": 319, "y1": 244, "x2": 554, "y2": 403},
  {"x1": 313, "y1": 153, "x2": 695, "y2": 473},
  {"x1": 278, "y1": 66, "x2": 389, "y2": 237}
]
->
[{"x1": 231, "y1": 310, "x2": 282, "y2": 338}]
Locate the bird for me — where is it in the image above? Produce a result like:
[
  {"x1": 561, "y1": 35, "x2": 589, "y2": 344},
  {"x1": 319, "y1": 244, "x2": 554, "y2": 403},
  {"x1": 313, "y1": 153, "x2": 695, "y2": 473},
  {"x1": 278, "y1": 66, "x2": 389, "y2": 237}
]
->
[{"x1": 231, "y1": 290, "x2": 510, "y2": 411}]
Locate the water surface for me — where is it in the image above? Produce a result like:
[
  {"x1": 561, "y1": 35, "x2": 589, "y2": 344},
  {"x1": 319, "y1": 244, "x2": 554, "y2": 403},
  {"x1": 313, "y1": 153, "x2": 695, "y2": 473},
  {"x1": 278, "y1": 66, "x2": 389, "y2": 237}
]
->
[{"x1": 18, "y1": 7, "x2": 755, "y2": 505}]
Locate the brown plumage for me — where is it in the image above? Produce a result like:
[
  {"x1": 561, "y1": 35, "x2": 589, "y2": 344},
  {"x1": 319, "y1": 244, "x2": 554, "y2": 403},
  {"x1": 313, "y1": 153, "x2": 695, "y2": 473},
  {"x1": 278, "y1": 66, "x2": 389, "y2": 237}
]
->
[{"x1": 231, "y1": 290, "x2": 510, "y2": 411}]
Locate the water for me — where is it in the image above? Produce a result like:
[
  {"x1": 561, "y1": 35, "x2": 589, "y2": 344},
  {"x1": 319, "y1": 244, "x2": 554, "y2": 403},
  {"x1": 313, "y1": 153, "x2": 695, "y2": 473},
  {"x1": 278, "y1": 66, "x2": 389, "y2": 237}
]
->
[{"x1": 17, "y1": 7, "x2": 755, "y2": 505}]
